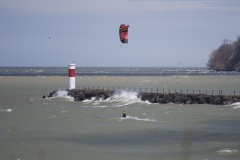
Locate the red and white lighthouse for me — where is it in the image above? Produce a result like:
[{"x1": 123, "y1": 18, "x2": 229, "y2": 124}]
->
[{"x1": 68, "y1": 63, "x2": 76, "y2": 90}]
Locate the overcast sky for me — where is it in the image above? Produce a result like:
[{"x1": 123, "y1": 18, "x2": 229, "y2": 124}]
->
[{"x1": 1, "y1": 0, "x2": 240, "y2": 67}]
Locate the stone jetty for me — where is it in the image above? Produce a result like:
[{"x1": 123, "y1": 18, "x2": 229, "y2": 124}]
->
[
  {"x1": 43, "y1": 89, "x2": 115, "y2": 101},
  {"x1": 140, "y1": 92, "x2": 240, "y2": 105},
  {"x1": 43, "y1": 89, "x2": 240, "y2": 105}
]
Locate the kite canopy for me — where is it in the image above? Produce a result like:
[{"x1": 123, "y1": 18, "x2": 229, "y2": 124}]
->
[{"x1": 119, "y1": 24, "x2": 129, "y2": 43}]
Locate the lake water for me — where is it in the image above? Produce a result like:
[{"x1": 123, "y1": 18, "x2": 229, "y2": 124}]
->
[{"x1": 1, "y1": 67, "x2": 240, "y2": 160}]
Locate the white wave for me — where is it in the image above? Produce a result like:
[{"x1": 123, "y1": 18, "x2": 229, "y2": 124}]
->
[
  {"x1": 49, "y1": 116, "x2": 56, "y2": 119},
  {"x1": 60, "y1": 111, "x2": 68, "y2": 113},
  {"x1": 217, "y1": 149, "x2": 238, "y2": 155},
  {"x1": 229, "y1": 102, "x2": 240, "y2": 109},
  {"x1": 108, "y1": 113, "x2": 157, "y2": 121},
  {"x1": 50, "y1": 89, "x2": 74, "y2": 101},
  {"x1": 55, "y1": 90, "x2": 69, "y2": 97},
  {"x1": 126, "y1": 116, "x2": 156, "y2": 122},
  {"x1": 81, "y1": 91, "x2": 150, "y2": 107},
  {"x1": 81, "y1": 104, "x2": 107, "y2": 108},
  {"x1": 82, "y1": 97, "x2": 101, "y2": 103},
  {"x1": 233, "y1": 106, "x2": 240, "y2": 109},
  {"x1": 92, "y1": 105, "x2": 108, "y2": 108},
  {"x1": 113, "y1": 115, "x2": 156, "y2": 122},
  {"x1": 105, "y1": 91, "x2": 149, "y2": 106},
  {"x1": 1, "y1": 109, "x2": 12, "y2": 112}
]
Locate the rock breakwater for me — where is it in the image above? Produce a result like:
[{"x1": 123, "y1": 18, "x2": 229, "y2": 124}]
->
[
  {"x1": 140, "y1": 92, "x2": 240, "y2": 105},
  {"x1": 43, "y1": 89, "x2": 240, "y2": 105}
]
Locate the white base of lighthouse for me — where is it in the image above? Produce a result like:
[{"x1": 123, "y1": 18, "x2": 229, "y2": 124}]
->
[
  {"x1": 69, "y1": 77, "x2": 75, "y2": 90},
  {"x1": 68, "y1": 63, "x2": 76, "y2": 90}
]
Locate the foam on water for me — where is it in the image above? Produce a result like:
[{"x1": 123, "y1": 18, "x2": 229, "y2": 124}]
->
[
  {"x1": 0, "y1": 108, "x2": 12, "y2": 112},
  {"x1": 217, "y1": 149, "x2": 238, "y2": 155},
  {"x1": 81, "y1": 91, "x2": 150, "y2": 107},
  {"x1": 230, "y1": 102, "x2": 240, "y2": 109},
  {"x1": 83, "y1": 97, "x2": 100, "y2": 103},
  {"x1": 55, "y1": 89, "x2": 69, "y2": 97},
  {"x1": 117, "y1": 115, "x2": 156, "y2": 122},
  {"x1": 50, "y1": 89, "x2": 74, "y2": 101},
  {"x1": 126, "y1": 115, "x2": 156, "y2": 122},
  {"x1": 109, "y1": 115, "x2": 156, "y2": 122},
  {"x1": 60, "y1": 111, "x2": 68, "y2": 113},
  {"x1": 105, "y1": 91, "x2": 150, "y2": 106},
  {"x1": 48, "y1": 116, "x2": 56, "y2": 119},
  {"x1": 92, "y1": 105, "x2": 108, "y2": 108}
]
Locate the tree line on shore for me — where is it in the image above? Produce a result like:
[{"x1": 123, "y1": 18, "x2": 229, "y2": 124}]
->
[{"x1": 207, "y1": 36, "x2": 240, "y2": 71}]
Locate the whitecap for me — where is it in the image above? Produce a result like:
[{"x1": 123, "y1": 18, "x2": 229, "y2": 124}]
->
[
  {"x1": 164, "y1": 111, "x2": 170, "y2": 114},
  {"x1": 217, "y1": 149, "x2": 238, "y2": 155},
  {"x1": 49, "y1": 116, "x2": 56, "y2": 119},
  {"x1": 63, "y1": 97, "x2": 74, "y2": 102},
  {"x1": 105, "y1": 91, "x2": 149, "y2": 106},
  {"x1": 55, "y1": 90, "x2": 69, "y2": 97},
  {"x1": 1, "y1": 109, "x2": 12, "y2": 112},
  {"x1": 92, "y1": 105, "x2": 107, "y2": 108},
  {"x1": 83, "y1": 97, "x2": 97, "y2": 103},
  {"x1": 60, "y1": 111, "x2": 68, "y2": 113},
  {"x1": 230, "y1": 102, "x2": 240, "y2": 109},
  {"x1": 49, "y1": 89, "x2": 74, "y2": 101},
  {"x1": 82, "y1": 99, "x2": 91, "y2": 103},
  {"x1": 81, "y1": 91, "x2": 151, "y2": 108}
]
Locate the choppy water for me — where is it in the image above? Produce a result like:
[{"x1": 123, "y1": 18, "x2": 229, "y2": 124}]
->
[
  {"x1": 1, "y1": 66, "x2": 240, "y2": 76},
  {"x1": 1, "y1": 67, "x2": 240, "y2": 160}
]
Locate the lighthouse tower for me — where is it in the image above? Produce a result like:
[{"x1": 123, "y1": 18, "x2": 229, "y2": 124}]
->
[{"x1": 68, "y1": 63, "x2": 76, "y2": 90}]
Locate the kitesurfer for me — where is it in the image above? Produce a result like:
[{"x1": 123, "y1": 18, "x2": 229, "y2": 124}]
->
[{"x1": 122, "y1": 110, "x2": 126, "y2": 118}]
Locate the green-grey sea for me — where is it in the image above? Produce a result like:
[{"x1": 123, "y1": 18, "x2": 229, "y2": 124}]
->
[{"x1": 1, "y1": 67, "x2": 240, "y2": 160}]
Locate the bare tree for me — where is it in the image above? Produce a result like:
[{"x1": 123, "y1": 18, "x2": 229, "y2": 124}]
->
[{"x1": 207, "y1": 37, "x2": 239, "y2": 71}]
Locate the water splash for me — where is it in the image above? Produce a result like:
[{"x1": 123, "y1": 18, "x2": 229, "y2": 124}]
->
[
  {"x1": 49, "y1": 89, "x2": 74, "y2": 101},
  {"x1": 126, "y1": 115, "x2": 156, "y2": 122},
  {"x1": 55, "y1": 90, "x2": 69, "y2": 97},
  {"x1": 105, "y1": 91, "x2": 150, "y2": 106},
  {"x1": 230, "y1": 102, "x2": 240, "y2": 109},
  {"x1": 81, "y1": 91, "x2": 150, "y2": 107},
  {"x1": 118, "y1": 115, "x2": 156, "y2": 122}
]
